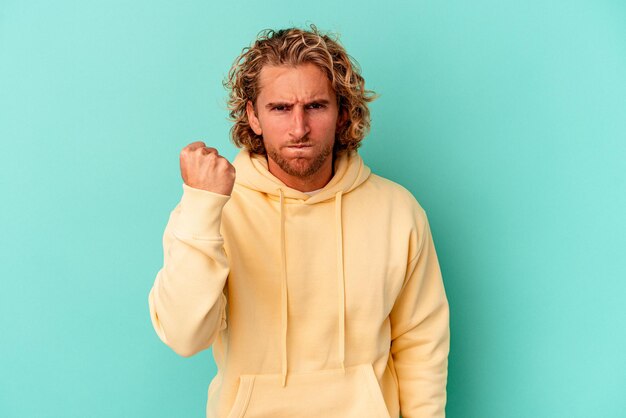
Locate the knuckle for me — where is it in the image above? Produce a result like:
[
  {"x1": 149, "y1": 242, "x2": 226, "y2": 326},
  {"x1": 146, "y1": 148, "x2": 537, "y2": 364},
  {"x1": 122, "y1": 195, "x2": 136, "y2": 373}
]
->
[{"x1": 185, "y1": 141, "x2": 204, "y2": 150}]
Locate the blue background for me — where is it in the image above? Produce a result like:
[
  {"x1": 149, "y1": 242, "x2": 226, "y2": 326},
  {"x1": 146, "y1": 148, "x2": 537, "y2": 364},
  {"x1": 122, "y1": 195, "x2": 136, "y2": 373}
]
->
[{"x1": 1, "y1": 1, "x2": 625, "y2": 417}]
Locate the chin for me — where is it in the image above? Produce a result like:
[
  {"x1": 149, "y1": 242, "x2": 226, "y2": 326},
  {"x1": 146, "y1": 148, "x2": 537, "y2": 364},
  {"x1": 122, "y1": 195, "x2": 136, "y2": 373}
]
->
[
  {"x1": 267, "y1": 142, "x2": 333, "y2": 179},
  {"x1": 283, "y1": 160, "x2": 319, "y2": 178}
]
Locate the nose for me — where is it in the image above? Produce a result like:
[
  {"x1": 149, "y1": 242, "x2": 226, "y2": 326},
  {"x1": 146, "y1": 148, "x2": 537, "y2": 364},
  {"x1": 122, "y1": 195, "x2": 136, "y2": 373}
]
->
[{"x1": 290, "y1": 106, "x2": 310, "y2": 140}]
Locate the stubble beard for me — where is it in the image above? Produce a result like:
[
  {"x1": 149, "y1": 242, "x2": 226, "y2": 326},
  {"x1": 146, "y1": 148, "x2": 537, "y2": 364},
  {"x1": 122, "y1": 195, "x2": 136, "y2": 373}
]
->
[{"x1": 266, "y1": 140, "x2": 334, "y2": 179}]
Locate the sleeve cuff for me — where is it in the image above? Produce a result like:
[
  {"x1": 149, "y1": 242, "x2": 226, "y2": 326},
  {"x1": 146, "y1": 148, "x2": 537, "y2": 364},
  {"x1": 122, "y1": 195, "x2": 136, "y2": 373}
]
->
[{"x1": 174, "y1": 183, "x2": 231, "y2": 238}]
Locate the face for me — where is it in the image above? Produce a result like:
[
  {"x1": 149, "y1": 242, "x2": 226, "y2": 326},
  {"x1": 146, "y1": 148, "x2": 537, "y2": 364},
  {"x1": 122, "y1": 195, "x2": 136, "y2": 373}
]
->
[{"x1": 246, "y1": 63, "x2": 341, "y2": 183}]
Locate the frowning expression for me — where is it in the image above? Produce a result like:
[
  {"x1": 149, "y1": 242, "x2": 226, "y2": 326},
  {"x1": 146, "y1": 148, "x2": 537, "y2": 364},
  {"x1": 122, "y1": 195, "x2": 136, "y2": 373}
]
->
[{"x1": 246, "y1": 63, "x2": 341, "y2": 182}]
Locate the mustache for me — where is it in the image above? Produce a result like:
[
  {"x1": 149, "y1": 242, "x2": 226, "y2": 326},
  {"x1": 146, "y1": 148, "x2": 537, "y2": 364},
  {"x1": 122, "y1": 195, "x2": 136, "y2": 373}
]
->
[{"x1": 285, "y1": 138, "x2": 312, "y2": 147}]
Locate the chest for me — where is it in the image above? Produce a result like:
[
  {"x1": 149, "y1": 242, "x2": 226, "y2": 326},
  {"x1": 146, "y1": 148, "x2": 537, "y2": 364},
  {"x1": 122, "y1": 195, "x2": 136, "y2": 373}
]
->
[{"x1": 221, "y1": 194, "x2": 410, "y2": 320}]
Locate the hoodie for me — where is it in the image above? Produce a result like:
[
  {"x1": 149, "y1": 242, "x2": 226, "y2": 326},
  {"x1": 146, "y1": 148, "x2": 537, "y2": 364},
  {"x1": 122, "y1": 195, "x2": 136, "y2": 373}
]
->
[{"x1": 149, "y1": 149, "x2": 450, "y2": 418}]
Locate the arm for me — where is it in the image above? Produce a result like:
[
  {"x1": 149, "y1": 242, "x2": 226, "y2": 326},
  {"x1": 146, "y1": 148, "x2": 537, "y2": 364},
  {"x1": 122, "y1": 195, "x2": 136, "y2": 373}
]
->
[
  {"x1": 148, "y1": 183, "x2": 231, "y2": 357},
  {"x1": 390, "y1": 210, "x2": 450, "y2": 417}
]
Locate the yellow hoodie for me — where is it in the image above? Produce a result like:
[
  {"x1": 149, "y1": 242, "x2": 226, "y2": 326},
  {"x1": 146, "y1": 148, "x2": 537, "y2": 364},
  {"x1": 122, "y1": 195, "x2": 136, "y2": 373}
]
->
[{"x1": 149, "y1": 149, "x2": 450, "y2": 418}]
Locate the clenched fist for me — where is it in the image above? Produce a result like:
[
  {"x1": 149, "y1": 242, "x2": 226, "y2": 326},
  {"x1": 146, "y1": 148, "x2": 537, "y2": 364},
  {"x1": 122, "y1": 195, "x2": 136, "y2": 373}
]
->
[{"x1": 179, "y1": 142, "x2": 236, "y2": 196}]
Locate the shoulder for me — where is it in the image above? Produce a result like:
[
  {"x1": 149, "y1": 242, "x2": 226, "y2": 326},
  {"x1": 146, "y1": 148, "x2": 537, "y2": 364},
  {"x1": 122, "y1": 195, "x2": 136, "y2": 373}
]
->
[
  {"x1": 350, "y1": 172, "x2": 431, "y2": 238},
  {"x1": 356, "y1": 173, "x2": 433, "y2": 261},
  {"x1": 362, "y1": 173, "x2": 427, "y2": 215}
]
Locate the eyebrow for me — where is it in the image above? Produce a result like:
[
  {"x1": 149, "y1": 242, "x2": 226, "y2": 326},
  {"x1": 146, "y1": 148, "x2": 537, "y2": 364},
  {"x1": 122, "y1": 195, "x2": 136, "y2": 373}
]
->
[{"x1": 265, "y1": 99, "x2": 331, "y2": 109}]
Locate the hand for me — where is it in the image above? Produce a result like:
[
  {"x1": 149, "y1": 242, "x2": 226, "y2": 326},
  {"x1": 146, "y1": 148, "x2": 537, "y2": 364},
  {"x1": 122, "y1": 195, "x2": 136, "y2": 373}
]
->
[{"x1": 179, "y1": 142, "x2": 236, "y2": 196}]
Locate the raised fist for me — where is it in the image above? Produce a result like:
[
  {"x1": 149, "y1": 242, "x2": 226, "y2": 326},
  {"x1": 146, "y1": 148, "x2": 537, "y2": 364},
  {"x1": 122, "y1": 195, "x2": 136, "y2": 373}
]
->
[{"x1": 179, "y1": 142, "x2": 236, "y2": 196}]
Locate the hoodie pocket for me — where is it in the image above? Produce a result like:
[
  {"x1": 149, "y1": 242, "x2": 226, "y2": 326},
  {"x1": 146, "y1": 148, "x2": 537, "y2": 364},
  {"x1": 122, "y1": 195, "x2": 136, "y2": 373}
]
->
[{"x1": 226, "y1": 363, "x2": 390, "y2": 418}]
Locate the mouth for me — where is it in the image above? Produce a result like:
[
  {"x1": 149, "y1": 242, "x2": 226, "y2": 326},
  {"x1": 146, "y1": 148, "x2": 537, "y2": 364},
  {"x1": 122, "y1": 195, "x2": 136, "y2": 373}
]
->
[{"x1": 285, "y1": 144, "x2": 312, "y2": 149}]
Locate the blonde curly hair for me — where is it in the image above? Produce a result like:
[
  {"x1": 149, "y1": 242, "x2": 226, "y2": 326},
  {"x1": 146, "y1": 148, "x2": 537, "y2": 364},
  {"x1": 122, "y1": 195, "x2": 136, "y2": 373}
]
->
[{"x1": 224, "y1": 25, "x2": 377, "y2": 155}]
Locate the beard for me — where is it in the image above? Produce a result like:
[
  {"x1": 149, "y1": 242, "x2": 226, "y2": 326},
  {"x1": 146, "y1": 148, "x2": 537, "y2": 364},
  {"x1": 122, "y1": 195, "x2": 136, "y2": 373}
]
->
[{"x1": 266, "y1": 139, "x2": 334, "y2": 179}]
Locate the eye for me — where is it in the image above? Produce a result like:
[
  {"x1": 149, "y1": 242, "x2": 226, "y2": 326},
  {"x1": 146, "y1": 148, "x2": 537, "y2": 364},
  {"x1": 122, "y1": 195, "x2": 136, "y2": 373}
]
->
[
  {"x1": 272, "y1": 105, "x2": 287, "y2": 112},
  {"x1": 307, "y1": 102, "x2": 326, "y2": 110}
]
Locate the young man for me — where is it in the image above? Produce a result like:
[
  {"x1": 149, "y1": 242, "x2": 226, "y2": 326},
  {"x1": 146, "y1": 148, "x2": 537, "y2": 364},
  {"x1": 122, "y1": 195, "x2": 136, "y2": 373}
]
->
[{"x1": 149, "y1": 26, "x2": 450, "y2": 418}]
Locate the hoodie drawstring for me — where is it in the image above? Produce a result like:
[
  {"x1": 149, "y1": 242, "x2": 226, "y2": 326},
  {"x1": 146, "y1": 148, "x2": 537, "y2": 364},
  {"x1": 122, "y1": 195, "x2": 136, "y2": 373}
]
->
[
  {"x1": 278, "y1": 189, "x2": 347, "y2": 387},
  {"x1": 335, "y1": 191, "x2": 346, "y2": 374},
  {"x1": 279, "y1": 189, "x2": 289, "y2": 387}
]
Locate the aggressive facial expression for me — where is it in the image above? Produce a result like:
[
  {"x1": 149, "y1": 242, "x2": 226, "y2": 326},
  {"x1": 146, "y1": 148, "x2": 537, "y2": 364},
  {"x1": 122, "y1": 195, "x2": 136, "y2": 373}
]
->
[{"x1": 246, "y1": 63, "x2": 341, "y2": 190}]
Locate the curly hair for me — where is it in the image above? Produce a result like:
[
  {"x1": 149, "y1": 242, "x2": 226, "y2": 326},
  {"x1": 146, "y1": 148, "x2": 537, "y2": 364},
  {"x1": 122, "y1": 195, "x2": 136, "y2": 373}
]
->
[{"x1": 223, "y1": 24, "x2": 377, "y2": 155}]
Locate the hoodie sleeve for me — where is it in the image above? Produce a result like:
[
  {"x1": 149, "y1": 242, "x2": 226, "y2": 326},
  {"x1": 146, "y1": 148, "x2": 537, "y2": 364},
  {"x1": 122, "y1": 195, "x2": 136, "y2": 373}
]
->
[
  {"x1": 148, "y1": 183, "x2": 231, "y2": 357},
  {"x1": 389, "y1": 209, "x2": 450, "y2": 418}
]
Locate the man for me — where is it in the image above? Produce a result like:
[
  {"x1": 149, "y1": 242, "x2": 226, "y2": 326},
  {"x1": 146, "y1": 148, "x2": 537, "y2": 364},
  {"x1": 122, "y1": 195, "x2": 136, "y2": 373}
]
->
[{"x1": 149, "y1": 25, "x2": 450, "y2": 418}]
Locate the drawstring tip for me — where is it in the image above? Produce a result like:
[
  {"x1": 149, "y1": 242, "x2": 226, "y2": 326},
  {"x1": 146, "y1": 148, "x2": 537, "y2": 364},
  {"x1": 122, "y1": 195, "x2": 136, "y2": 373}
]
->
[
  {"x1": 340, "y1": 361, "x2": 345, "y2": 374},
  {"x1": 281, "y1": 373, "x2": 287, "y2": 387}
]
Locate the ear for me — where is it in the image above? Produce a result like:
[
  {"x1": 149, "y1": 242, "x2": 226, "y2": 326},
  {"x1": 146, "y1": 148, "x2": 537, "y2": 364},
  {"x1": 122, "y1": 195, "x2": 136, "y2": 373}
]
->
[
  {"x1": 336, "y1": 108, "x2": 348, "y2": 129},
  {"x1": 246, "y1": 101, "x2": 263, "y2": 135}
]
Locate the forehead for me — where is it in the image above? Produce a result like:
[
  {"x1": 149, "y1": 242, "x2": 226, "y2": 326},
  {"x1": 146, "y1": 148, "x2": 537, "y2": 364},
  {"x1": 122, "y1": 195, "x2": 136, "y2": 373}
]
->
[{"x1": 256, "y1": 63, "x2": 335, "y2": 102}]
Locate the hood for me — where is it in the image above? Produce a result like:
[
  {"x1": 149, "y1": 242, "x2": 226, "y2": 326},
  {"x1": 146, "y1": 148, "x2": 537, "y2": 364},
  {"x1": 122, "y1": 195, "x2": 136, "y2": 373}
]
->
[
  {"x1": 233, "y1": 149, "x2": 371, "y2": 203},
  {"x1": 231, "y1": 149, "x2": 371, "y2": 387}
]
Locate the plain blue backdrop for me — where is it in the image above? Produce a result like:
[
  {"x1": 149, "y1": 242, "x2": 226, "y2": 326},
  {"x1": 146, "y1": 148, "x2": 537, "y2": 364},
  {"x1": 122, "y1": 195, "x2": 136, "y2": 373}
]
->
[{"x1": 1, "y1": 1, "x2": 625, "y2": 417}]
